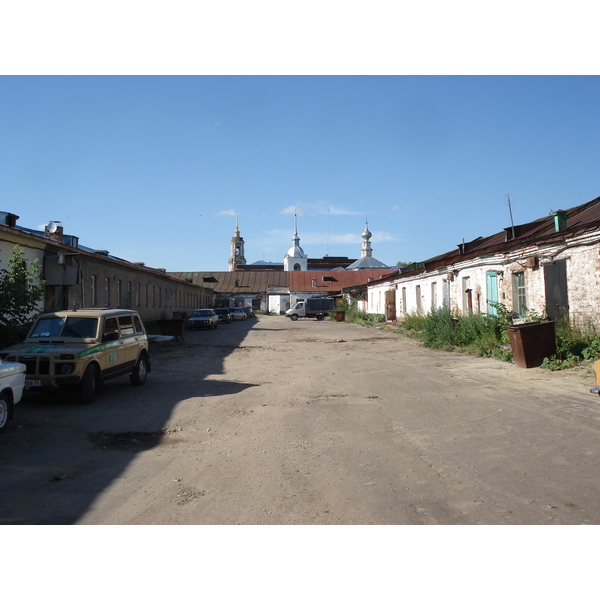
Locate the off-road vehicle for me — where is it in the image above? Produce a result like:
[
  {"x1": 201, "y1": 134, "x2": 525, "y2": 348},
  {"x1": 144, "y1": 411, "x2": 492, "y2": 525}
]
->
[{"x1": 0, "y1": 308, "x2": 151, "y2": 404}]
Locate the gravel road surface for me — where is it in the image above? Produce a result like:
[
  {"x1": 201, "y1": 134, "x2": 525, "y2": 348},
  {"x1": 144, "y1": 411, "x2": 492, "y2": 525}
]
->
[{"x1": 1, "y1": 314, "x2": 598, "y2": 525}]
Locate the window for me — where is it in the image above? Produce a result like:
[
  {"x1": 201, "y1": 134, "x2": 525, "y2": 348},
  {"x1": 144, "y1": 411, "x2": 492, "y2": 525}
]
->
[
  {"x1": 416, "y1": 285, "x2": 422, "y2": 313},
  {"x1": 136, "y1": 283, "x2": 140, "y2": 307},
  {"x1": 91, "y1": 275, "x2": 97, "y2": 306},
  {"x1": 462, "y1": 276, "x2": 472, "y2": 313},
  {"x1": 402, "y1": 287, "x2": 407, "y2": 314},
  {"x1": 117, "y1": 280, "x2": 122, "y2": 307},
  {"x1": 104, "y1": 317, "x2": 119, "y2": 338},
  {"x1": 118, "y1": 315, "x2": 134, "y2": 336},
  {"x1": 431, "y1": 281, "x2": 437, "y2": 310},
  {"x1": 104, "y1": 278, "x2": 110, "y2": 306},
  {"x1": 126, "y1": 281, "x2": 132, "y2": 307},
  {"x1": 513, "y1": 271, "x2": 526, "y2": 317},
  {"x1": 133, "y1": 315, "x2": 144, "y2": 334}
]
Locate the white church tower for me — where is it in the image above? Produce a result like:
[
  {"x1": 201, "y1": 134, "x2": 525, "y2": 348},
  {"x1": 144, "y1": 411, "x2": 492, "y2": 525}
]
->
[
  {"x1": 283, "y1": 212, "x2": 308, "y2": 271},
  {"x1": 228, "y1": 214, "x2": 247, "y2": 271}
]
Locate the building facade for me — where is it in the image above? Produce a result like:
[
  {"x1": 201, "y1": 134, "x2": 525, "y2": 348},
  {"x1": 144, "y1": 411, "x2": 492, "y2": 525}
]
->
[
  {"x1": 0, "y1": 212, "x2": 214, "y2": 325},
  {"x1": 365, "y1": 196, "x2": 600, "y2": 329}
]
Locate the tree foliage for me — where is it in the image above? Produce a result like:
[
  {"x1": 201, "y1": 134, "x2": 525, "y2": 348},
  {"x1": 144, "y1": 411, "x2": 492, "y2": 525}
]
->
[{"x1": 0, "y1": 245, "x2": 45, "y2": 328}]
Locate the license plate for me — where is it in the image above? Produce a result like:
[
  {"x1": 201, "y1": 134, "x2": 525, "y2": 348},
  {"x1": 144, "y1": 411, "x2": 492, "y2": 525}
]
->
[{"x1": 25, "y1": 380, "x2": 42, "y2": 387}]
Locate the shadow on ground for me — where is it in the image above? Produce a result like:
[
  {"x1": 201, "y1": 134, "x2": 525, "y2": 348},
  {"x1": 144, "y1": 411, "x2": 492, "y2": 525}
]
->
[{"x1": 0, "y1": 318, "x2": 257, "y2": 524}]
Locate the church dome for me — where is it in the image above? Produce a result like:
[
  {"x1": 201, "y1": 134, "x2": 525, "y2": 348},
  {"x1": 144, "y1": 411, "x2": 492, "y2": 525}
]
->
[{"x1": 287, "y1": 244, "x2": 306, "y2": 258}]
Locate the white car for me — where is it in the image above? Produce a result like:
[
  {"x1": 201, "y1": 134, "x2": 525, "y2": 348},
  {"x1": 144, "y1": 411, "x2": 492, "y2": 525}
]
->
[
  {"x1": 229, "y1": 308, "x2": 247, "y2": 321},
  {"x1": 0, "y1": 358, "x2": 26, "y2": 433},
  {"x1": 187, "y1": 309, "x2": 219, "y2": 330}
]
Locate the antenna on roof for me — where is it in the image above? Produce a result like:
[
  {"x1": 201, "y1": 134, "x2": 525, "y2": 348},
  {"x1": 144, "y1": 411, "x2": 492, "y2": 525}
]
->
[
  {"x1": 326, "y1": 207, "x2": 330, "y2": 257},
  {"x1": 507, "y1": 194, "x2": 516, "y2": 239}
]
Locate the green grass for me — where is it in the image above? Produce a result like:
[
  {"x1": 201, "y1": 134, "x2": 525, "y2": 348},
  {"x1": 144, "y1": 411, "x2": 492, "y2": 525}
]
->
[{"x1": 398, "y1": 307, "x2": 513, "y2": 361}]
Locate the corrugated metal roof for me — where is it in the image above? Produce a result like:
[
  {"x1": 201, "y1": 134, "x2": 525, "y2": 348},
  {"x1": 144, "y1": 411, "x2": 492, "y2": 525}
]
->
[
  {"x1": 375, "y1": 194, "x2": 600, "y2": 279},
  {"x1": 289, "y1": 270, "x2": 392, "y2": 293},
  {"x1": 169, "y1": 271, "x2": 289, "y2": 293}
]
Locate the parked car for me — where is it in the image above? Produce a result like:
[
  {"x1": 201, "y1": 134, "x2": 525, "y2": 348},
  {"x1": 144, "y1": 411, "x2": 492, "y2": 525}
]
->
[
  {"x1": 0, "y1": 308, "x2": 150, "y2": 404},
  {"x1": 187, "y1": 309, "x2": 219, "y2": 330},
  {"x1": 229, "y1": 307, "x2": 247, "y2": 321},
  {"x1": 0, "y1": 358, "x2": 26, "y2": 433},
  {"x1": 241, "y1": 306, "x2": 255, "y2": 318},
  {"x1": 213, "y1": 308, "x2": 232, "y2": 324}
]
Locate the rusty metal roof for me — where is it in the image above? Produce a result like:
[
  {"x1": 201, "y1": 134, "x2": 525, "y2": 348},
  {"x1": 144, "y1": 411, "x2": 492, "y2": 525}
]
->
[
  {"x1": 371, "y1": 194, "x2": 600, "y2": 283},
  {"x1": 169, "y1": 271, "x2": 289, "y2": 293},
  {"x1": 289, "y1": 270, "x2": 393, "y2": 293}
]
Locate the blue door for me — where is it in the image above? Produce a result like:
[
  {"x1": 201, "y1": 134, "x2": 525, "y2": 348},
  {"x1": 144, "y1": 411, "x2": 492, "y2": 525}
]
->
[{"x1": 486, "y1": 271, "x2": 498, "y2": 315}]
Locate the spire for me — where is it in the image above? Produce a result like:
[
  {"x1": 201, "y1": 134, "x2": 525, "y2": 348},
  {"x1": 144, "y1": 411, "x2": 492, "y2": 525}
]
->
[
  {"x1": 346, "y1": 219, "x2": 389, "y2": 270},
  {"x1": 361, "y1": 219, "x2": 373, "y2": 258},
  {"x1": 283, "y1": 209, "x2": 307, "y2": 271},
  {"x1": 292, "y1": 210, "x2": 300, "y2": 243}
]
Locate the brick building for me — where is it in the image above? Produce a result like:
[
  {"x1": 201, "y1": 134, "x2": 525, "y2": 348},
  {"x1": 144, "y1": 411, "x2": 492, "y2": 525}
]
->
[{"x1": 364, "y1": 195, "x2": 600, "y2": 328}]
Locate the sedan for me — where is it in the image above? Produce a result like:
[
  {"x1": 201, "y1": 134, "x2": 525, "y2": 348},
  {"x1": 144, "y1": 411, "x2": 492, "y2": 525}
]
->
[
  {"x1": 229, "y1": 308, "x2": 247, "y2": 321},
  {"x1": 213, "y1": 308, "x2": 232, "y2": 324},
  {"x1": 187, "y1": 309, "x2": 219, "y2": 330}
]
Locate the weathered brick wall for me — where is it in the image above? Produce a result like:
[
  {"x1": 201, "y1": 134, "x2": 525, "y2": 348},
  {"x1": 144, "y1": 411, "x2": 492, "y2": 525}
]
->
[{"x1": 367, "y1": 232, "x2": 600, "y2": 328}]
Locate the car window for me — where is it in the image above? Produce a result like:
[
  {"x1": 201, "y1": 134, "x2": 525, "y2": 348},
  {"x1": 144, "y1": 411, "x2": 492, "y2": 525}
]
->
[
  {"x1": 104, "y1": 317, "x2": 119, "y2": 338},
  {"x1": 133, "y1": 315, "x2": 144, "y2": 334},
  {"x1": 118, "y1": 315, "x2": 134, "y2": 336},
  {"x1": 62, "y1": 317, "x2": 99, "y2": 339},
  {"x1": 29, "y1": 317, "x2": 66, "y2": 338}
]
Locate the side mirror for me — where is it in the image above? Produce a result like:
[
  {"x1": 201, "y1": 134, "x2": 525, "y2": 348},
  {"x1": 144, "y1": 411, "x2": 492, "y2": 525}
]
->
[{"x1": 103, "y1": 331, "x2": 119, "y2": 342}]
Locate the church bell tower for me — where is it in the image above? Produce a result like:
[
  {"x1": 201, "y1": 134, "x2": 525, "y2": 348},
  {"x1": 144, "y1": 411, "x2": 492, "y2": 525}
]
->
[{"x1": 228, "y1": 214, "x2": 247, "y2": 271}]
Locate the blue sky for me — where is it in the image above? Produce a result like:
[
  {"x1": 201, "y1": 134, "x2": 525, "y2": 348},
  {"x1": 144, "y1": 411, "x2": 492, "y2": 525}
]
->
[{"x1": 2, "y1": 75, "x2": 599, "y2": 272}]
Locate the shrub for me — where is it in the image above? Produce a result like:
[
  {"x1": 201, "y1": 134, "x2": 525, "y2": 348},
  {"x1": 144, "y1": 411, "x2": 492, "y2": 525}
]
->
[
  {"x1": 403, "y1": 305, "x2": 512, "y2": 360},
  {"x1": 540, "y1": 318, "x2": 598, "y2": 370},
  {"x1": 0, "y1": 246, "x2": 45, "y2": 349}
]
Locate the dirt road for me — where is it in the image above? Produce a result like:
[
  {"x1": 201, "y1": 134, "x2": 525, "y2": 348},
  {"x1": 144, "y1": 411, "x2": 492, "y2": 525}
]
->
[{"x1": 1, "y1": 315, "x2": 599, "y2": 525}]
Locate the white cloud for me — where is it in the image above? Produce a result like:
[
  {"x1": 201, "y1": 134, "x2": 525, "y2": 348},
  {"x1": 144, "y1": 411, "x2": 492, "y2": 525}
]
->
[
  {"x1": 281, "y1": 201, "x2": 365, "y2": 217},
  {"x1": 216, "y1": 209, "x2": 237, "y2": 217},
  {"x1": 371, "y1": 231, "x2": 398, "y2": 242},
  {"x1": 280, "y1": 206, "x2": 305, "y2": 216},
  {"x1": 327, "y1": 205, "x2": 364, "y2": 216}
]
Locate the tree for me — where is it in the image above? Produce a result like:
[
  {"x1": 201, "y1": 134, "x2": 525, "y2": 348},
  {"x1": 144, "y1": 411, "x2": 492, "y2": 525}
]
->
[
  {"x1": 0, "y1": 245, "x2": 45, "y2": 331},
  {"x1": 396, "y1": 260, "x2": 411, "y2": 267}
]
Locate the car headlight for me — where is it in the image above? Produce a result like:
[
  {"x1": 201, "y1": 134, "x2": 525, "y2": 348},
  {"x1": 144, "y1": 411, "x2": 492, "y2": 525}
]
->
[{"x1": 58, "y1": 363, "x2": 75, "y2": 375}]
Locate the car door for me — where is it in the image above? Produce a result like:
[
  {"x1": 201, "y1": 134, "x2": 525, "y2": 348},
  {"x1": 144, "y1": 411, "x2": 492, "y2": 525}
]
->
[
  {"x1": 100, "y1": 316, "x2": 127, "y2": 377},
  {"x1": 117, "y1": 315, "x2": 138, "y2": 371}
]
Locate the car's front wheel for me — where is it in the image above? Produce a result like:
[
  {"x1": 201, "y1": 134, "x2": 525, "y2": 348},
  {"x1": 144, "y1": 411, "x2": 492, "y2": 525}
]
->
[
  {"x1": 79, "y1": 365, "x2": 99, "y2": 404},
  {"x1": 0, "y1": 392, "x2": 11, "y2": 433},
  {"x1": 130, "y1": 354, "x2": 148, "y2": 386},
  {"x1": 291, "y1": 314, "x2": 299, "y2": 321}
]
